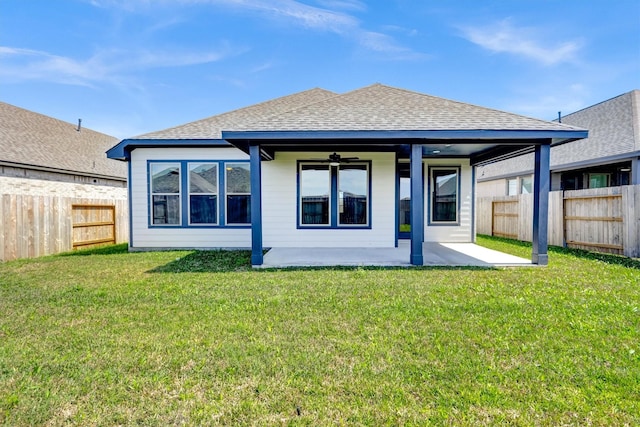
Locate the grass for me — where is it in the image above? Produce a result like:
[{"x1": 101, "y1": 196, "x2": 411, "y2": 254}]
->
[{"x1": 0, "y1": 237, "x2": 638, "y2": 425}]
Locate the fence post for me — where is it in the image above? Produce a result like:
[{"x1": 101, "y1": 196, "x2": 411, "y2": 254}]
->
[{"x1": 622, "y1": 185, "x2": 639, "y2": 258}]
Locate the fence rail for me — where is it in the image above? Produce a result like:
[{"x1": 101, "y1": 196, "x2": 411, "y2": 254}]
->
[
  {"x1": 0, "y1": 195, "x2": 128, "y2": 262},
  {"x1": 477, "y1": 184, "x2": 640, "y2": 258}
]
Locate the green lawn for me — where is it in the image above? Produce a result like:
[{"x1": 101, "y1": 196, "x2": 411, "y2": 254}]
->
[{"x1": 1, "y1": 237, "x2": 639, "y2": 425}]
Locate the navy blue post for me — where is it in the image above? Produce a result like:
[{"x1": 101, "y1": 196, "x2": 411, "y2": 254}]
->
[
  {"x1": 532, "y1": 143, "x2": 550, "y2": 265},
  {"x1": 249, "y1": 144, "x2": 263, "y2": 266},
  {"x1": 631, "y1": 157, "x2": 639, "y2": 185},
  {"x1": 410, "y1": 144, "x2": 424, "y2": 265}
]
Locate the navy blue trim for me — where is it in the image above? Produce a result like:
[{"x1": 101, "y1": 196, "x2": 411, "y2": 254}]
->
[
  {"x1": 127, "y1": 160, "x2": 133, "y2": 247},
  {"x1": 222, "y1": 129, "x2": 587, "y2": 142},
  {"x1": 218, "y1": 165, "x2": 226, "y2": 226},
  {"x1": 395, "y1": 156, "x2": 399, "y2": 247},
  {"x1": 330, "y1": 166, "x2": 338, "y2": 226},
  {"x1": 249, "y1": 145, "x2": 263, "y2": 265},
  {"x1": 427, "y1": 166, "x2": 462, "y2": 226},
  {"x1": 296, "y1": 160, "x2": 373, "y2": 229},
  {"x1": 471, "y1": 165, "x2": 476, "y2": 242},
  {"x1": 410, "y1": 145, "x2": 424, "y2": 265},
  {"x1": 532, "y1": 144, "x2": 551, "y2": 265},
  {"x1": 146, "y1": 159, "x2": 250, "y2": 229},
  {"x1": 107, "y1": 139, "x2": 231, "y2": 161}
]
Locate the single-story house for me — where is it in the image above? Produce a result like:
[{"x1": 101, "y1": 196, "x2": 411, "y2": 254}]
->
[
  {"x1": 107, "y1": 84, "x2": 587, "y2": 266},
  {"x1": 477, "y1": 89, "x2": 639, "y2": 197}
]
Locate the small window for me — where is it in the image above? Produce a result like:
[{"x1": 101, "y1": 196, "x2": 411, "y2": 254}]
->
[
  {"x1": 431, "y1": 167, "x2": 459, "y2": 223},
  {"x1": 338, "y1": 164, "x2": 368, "y2": 225},
  {"x1": 507, "y1": 178, "x2": 518, "y2": 196},
  {"x1": 150, "y1": 163, "x2": 181, "y2": 225},
  {"x1": 589, "y1": 173, "x2": 610, "y2": 189},
  {"x1": 189, "y1": 163, "x2": 217, "y2": 225},
  {"x1": 520, "y1": 176, "x2": 533, "y2": 194},
  {"x1": 300, "y1": 164, "x2": 330, "y2": 226},
  {"x1": 226, "y1": 163, "x2": 251, "y2": 224}
]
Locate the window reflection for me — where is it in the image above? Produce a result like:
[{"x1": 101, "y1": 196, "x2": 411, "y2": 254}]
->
[{"x1": 301, "y1": 165, "x2": 330, "y2": 225}]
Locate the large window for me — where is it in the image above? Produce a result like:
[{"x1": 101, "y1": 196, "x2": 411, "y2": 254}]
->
[
  {"x1": 300, "y1": 164, "x2": 330, "y2": 225},
  {"x1": 150, "y1": 163, "x2": 181, "y2": 225},
  {"x1": 149, "y1": 160, "x2": 250, "y2": 227},
  {"x1": 189, "y1": 163, "x2": 217, "y2": 225},
  {"x1": 338, "y1": 165, "x2": 368, "y2": 225},
  {"x1": 430, "y1": 167, "x2": 459, "y2": 224},
  {"x1": 299, "y1": 162, "x2": 370, "y2": 228},
  {"x1": 225, "y1": 163, "x2": 251, "y2": 224}
]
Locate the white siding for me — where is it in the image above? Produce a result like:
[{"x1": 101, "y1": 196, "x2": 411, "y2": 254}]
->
[
  {"x1": 424, "y1": 159, "x2": 473, "y2": 243},
  {"x1": 262, "y1": 152, "x2": 396, "y2": 248},
  {"x1": 129, "y1": 147, "x2": 251, "y2": 249}
]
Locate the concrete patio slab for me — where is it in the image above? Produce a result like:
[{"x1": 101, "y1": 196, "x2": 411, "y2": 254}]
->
[{"x1": 259, "y1": 241, "x2": 532, "y2": 268}]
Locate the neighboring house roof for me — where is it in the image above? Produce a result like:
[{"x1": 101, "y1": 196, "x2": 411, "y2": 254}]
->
[
  {"x1": 478, "y1": 89, "x2": 640, "y2": 180},
  {"x1": 226, "y1": 84, "x2": 583, "y2": 132},
  {"x1": 0, "y1": 101, "x2": 126, "y2": 180}
]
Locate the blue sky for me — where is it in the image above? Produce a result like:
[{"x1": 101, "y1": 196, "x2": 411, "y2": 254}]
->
[{"x1": 1, "y1": 0, "x2": 639, "y2": 139}]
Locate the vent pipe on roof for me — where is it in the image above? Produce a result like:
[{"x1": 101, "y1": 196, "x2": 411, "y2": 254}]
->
[
  {"x1": 557, "y1": 112, "x2": 562, "y2": 123},
  {"x1": 77, "y1": 118, "x2": 82, "y2": 132}
]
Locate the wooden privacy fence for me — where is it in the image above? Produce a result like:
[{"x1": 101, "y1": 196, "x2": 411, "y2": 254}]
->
[
  {"x1": 0, "y1": 195, "x2": 128, "y2": 262},
  {"x1": 477, "y1": 184, "x2": 640, "y2": 258}
]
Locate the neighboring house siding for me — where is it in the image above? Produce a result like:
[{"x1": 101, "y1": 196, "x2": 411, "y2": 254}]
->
[
  {"x1": 1, "y1": 164, "x2": 126, "y2": 188},
  {"x1": 262, "y1": 152, "x2": 396, "y2": 248},
  {"x1": 0, "y1": 176, "x2": 126, "y2": 199},
  {"x1": 424, "y1": 159, "x2": 473, "y2": 243},
  {"x1": 129, "y1": 147, "x2": 250, "y2": 249}
]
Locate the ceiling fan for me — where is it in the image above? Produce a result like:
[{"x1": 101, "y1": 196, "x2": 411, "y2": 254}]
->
[{"x1": 316, "y1": 152, "x2": 360, "y2": 165}]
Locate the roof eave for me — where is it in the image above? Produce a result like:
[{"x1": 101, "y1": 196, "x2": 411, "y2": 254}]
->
[
  {"x1": 222, "y1": 129, "x2": 588, "y2": 154},
  {"x1": 106, "y1": 138, "x2": 232, "y2": 161}
]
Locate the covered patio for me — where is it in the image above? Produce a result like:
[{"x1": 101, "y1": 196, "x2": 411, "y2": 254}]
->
[{"x1": 259, "y1": 241, "x2": 532, "y2": 268}]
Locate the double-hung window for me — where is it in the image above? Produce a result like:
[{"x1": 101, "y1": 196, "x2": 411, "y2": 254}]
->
[
  {"x1": 298, "y1": 162, "x2": 370, "y2": 228},
  {"x1": 430, "y1": 167, "x2": 459, "y2": 224},
  {"x1": 150, "y1": 163, "x2": 181, "y2": 225}
]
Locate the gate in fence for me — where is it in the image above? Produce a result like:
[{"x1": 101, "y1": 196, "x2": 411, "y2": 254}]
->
[{"x1": 71, "y1": 204, "x2": 116, "y2": 250}]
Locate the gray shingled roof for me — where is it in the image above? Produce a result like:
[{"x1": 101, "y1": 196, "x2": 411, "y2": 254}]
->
[
  {"x1": 226, "y1": 84, "x2": 585, "y2": 132},
  {"x1": 0, "y1": 101, "x2": 126, "y2": 179},
  {"x1": 136, "y1": 87, "x2": 337, "y2": 139},
  {"x1": 477, "y1": 89, "x2": 640, "y2": 180}
]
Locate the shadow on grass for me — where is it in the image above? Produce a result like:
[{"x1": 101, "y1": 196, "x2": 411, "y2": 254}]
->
[
  {"x1": 481, "y1": 235, "x2": 640, "y2": 269},
  {"x1": 148, "y1": 249, "x2": 494, "y2": 273},
  {"x1": 148, "y1": 250, "x2": 253, "y2": 273},
  {"x1": 59, "y1": 243, "x2": 130, "y2": 257}
]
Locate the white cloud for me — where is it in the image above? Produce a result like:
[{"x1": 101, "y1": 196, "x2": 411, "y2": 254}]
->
[
  {"x1": 460, "y1": 19, "x2": 582, "y2": 66},
  {"x1": 85, "y1": 0, "x2": 422, "y2": 58},
  {"x1": 0, "y1": 44, "x2": 236, "y2": 87}
]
